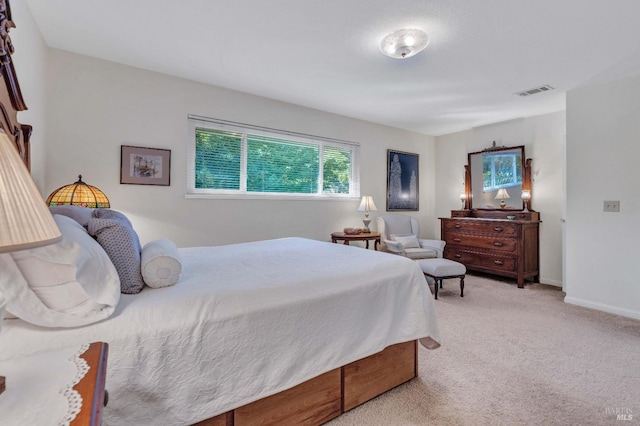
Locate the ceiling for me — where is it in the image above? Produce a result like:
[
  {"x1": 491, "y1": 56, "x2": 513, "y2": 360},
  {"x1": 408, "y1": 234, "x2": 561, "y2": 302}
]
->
[{"x1": 24, "y1": 0, "x2": 640, "y2": 136}]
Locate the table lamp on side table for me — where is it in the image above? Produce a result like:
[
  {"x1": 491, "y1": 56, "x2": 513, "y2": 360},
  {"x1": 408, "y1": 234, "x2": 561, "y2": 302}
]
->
[
  {"x1": 357, "y1": 195, "x2": 378, "y2": 233},
  {"x1": 0, "y1": 132, "x2": 63, "y2": 394}
]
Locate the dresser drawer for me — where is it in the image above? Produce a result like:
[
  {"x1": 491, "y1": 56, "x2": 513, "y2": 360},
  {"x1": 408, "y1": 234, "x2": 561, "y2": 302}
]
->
[
  {"x1": 440, "y1": 215, "x2": 539, "y2": 288},
  {"x1": 443, "y1": 220, "x2": 517, "y2": 236},
  {"x1": 444, "y1": 232, "x2": 517, "y2": 253},
  {"x1": 446, "y1": 248, "x2": 517, "y2": 273}
]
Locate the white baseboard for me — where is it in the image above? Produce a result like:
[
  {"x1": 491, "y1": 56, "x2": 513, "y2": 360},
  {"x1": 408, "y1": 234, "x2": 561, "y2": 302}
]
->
[
  {"x1": 564, "y1": 296, "x2": 640, "y2": 320},
  {"x1": 540, "y1": 277, "x2": 562, "y2": 287}
]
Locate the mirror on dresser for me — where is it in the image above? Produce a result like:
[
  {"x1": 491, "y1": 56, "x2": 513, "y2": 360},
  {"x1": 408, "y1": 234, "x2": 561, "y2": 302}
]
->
[{"x1": 464, "y1": 144, "x2": 533, "y2": 211}]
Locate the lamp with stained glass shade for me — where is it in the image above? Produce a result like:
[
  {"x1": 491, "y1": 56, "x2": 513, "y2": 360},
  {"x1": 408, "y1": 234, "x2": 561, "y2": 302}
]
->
[{"x1": 46, "y1": 175, "x2": 110, "y2": 208}]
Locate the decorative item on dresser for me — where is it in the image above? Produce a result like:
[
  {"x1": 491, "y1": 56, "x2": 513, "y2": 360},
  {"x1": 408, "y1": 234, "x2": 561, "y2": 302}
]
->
[{"x1": 444, "y1": 143, "x2": 540, "y2": 288}]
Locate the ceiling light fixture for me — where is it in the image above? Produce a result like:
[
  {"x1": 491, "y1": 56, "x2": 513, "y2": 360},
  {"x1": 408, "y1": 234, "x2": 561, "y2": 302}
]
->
[{"x1": 380, "y1": 29, "x2": 429, "y2": 59}]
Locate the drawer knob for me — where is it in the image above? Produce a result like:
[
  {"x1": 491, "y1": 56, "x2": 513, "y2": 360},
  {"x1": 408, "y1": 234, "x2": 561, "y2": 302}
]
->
[
  {"x1": 453, "y1": 238, "x2": 461, "y2": 242},
  {"x1": 494, "y1": 226, "x2": 503, "y2": 232},
  {"x1": 493, "y1": 260, "x2": 504, "y2": 265},
  {"x1": 455, "y1": 254, "x2": 462, "y2": 259},
  {"x1": 454, "y1": 224, "x2": 461, "y2": 228},
  {"x1": 494, "y1": 241, "x2": 504, "y2": 247}
]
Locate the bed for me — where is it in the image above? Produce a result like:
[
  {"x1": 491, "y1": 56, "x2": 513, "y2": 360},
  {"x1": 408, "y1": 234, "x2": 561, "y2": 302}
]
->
[{"x1": 0, "y1": 3, "x2": 441, "y2": 425}]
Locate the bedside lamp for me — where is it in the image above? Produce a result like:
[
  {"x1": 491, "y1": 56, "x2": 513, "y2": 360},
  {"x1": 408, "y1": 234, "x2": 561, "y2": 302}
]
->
[
  {"x1": 0, "y1": 132, "x2": 62, "y2": 394},
  {"x1": 495, "y1": 188, "x2": 510, "y2": 208},
  {"x1": 46, "y1": 175, "x2": 110, "y2": 208},
  {"x1": 357, "y1": 195, "x2": 378, "y2": 233}
]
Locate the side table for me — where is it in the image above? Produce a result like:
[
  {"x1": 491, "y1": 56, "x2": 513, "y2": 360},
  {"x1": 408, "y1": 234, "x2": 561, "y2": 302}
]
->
[
  {"x1": 331, "y1": 232, "x2": 381, "y2": 250},
  {"x1": 74, "y1": 342, "x2": 109, "y2": 425},
  {"x1": 0, "y1": 341, "x2": 109, "y2": 426}
]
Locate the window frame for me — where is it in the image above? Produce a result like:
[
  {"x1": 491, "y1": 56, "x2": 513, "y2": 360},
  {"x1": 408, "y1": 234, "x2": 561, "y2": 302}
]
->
[{"x1": 187, "y1": 115, "x2": 360, "y2": 200}]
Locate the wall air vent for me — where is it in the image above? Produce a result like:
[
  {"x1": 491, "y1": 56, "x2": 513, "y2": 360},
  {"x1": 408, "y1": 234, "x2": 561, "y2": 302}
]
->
[{"x1": 517, "y1": 85, "x2": 554, "y2": 97}]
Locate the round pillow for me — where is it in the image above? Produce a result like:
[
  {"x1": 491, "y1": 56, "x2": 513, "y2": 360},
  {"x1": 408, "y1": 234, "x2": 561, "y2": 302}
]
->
[{"x1": 141, "y1": 239, "x2": 182, "y2": 288}]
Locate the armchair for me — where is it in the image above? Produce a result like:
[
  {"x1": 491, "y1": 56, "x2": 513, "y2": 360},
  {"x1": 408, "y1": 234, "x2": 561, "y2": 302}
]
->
[{"x1": 376, "y1": 214, "x2": 445, "y2": 260}]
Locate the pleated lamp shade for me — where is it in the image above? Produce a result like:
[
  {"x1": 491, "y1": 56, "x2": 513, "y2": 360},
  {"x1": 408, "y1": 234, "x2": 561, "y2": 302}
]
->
[
  {"x1": 494, "y1": 188, "x2": 510, "y2": 200},
  {"x1": 357, "y1": 195, "x2": 378, "y2": 213},
  {"x1": 46, "y1": 175, "x2": 110, "y2": 208},
  {"x1": 0, "y1": 132, "x2": 62, "y2": 253}
]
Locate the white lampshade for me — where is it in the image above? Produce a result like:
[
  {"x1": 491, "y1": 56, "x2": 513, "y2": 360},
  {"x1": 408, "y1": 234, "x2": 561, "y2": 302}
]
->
[
  {"x1": 0, "y1": 132, "x2": 61, "y2": 253},
  {"x1": 358, "y1": 196, "x2": 378, "y2": 213},
  {"x1": 495, "y1": 188, "x2": 510, "y2": 200},
  {"x1": 521, "y1": 190, "x2": 531, "y2": 200},
  {"x1": 380, "y1": 29, "x2": 429, "y2": 59}
]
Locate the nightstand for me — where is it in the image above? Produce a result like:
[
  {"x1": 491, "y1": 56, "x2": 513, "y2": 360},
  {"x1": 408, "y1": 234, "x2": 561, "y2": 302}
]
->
[
  {"x1": 331, "y1": 232, "x2": 381, "y2": 250},
  {"x1": 0, "y1": 342, "x2": 108, "y2": 425}
]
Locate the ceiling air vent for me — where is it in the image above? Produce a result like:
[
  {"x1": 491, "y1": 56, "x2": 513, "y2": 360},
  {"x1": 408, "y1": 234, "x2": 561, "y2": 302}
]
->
[{"x1": 517, "y1": 85, "x2": 554, "y2": 97}]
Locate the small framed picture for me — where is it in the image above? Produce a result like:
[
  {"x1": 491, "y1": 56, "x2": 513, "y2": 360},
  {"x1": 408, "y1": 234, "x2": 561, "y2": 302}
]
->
[
  {"x1": 387, "y1": 149, "x2": 419, "y2": 211},
  {"x1": 120, "y1": 145, "x2": 171, "y2": 186}
]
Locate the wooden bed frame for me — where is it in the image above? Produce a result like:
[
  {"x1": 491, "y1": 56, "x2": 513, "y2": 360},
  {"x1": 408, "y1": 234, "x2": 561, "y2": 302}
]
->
[
  {"x1": 0, "y1": 0, "x2": 31, "y2": 168},
  {"x1": 197, "y1": 340, "x2": 417, "y2": 426},
  {"x1": 1, "y1": 2, "x2": 420, "y2": 424}
]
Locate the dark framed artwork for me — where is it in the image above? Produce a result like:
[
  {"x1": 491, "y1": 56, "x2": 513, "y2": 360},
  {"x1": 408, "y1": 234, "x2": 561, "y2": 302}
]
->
[
  {"x1": 386, "y1": 149, "x2": 419, "y2": 211},
  {"x1": 120, "y1": 145, "x2": 171, "y2": 186}
]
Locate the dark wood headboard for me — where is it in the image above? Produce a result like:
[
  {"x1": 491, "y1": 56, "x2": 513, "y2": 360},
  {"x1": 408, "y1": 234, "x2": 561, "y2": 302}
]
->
[{"x1": 0, "y1": 0, "x2": 32, "y2": 169}]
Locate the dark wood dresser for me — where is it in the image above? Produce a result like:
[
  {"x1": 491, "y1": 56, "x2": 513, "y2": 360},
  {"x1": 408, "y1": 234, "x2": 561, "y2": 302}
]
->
[{"x1": 440, "y1": 210, "x2": 540, "y2": 288}]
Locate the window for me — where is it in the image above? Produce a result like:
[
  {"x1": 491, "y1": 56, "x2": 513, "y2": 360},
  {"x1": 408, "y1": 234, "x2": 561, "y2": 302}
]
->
[
  {"x1": 482, "y1": 153, "x2": 522, "y2": 192},
  {"x1": 188, "y1": 116, "x2": 360, "y2": 198}
]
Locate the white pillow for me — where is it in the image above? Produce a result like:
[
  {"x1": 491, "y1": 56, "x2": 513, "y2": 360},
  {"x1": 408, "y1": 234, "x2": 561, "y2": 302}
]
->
[
  {"x1": 391, "y1": 234, "x2": 421, "y2": 248},
  {"x1": 0, "y1": 214, "x2": 120, "y2": 327},
  {"x1": 141, "y1": 239, "x2": 182, "y2": 289}
]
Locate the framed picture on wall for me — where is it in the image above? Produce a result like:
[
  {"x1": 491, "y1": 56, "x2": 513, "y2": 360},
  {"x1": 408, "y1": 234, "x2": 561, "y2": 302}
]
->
[
  {"x1": 386, "y1": 149, "x2": 419, "y2": 211},
  {"x1": 120, "y1": 145, "x2": 171, "y2": 186}
]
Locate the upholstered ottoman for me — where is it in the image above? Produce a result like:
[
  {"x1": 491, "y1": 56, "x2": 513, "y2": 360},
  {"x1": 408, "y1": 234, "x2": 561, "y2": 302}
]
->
[{"x1": 417, "y1": 258, "x2": 466, "y2": 300}]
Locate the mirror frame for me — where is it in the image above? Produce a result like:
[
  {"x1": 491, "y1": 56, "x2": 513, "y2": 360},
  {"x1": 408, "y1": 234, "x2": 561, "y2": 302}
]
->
[{"x1": 464, "y1": 145, "x2": 532, "y2": 211}]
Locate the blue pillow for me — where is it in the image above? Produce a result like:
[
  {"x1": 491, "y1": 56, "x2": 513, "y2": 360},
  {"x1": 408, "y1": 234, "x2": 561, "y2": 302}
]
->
[{"x1": 88, "y1": 209, "x2": 144, "y2": 294}]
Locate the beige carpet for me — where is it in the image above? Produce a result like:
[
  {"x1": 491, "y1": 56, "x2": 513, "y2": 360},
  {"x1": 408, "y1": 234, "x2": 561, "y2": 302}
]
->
[{"x1": 327, "y1": 274, "x2": 640, "y2": 426}]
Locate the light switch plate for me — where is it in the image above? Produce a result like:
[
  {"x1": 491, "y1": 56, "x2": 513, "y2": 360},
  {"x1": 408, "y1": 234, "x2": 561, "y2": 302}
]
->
[{"x1": 604, "y1": 200, "x2": 620, "y2": 212}]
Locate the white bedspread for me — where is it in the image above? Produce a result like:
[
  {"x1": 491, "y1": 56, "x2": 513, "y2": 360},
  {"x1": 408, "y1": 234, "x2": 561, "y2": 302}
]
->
[{"x1": 0, "y1": 238, "x2": 440, "y2": 425}]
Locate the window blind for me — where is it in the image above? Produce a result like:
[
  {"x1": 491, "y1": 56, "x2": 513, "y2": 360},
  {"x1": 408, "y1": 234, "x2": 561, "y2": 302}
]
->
[{"x1": 187, "y1": 116, "x2": 360, "y2": 199}]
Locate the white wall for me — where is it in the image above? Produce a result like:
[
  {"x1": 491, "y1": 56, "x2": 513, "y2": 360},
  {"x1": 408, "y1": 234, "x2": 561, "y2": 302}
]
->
[
  {"x1": 8, "y1": 0, "x2": 48, "y2": 189},
  {"x1": 565, "y1": 74, "x2": 640, "y2": 320},
  {"x1": 45, "y1": 49, "x2": 436, "y2": 247},
  {"x1": 434, "y1": 112, "x2": 565, "y2": 286},
  {"x1": 8, "y1": 4, "x2": 567, "y2": 290}
]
